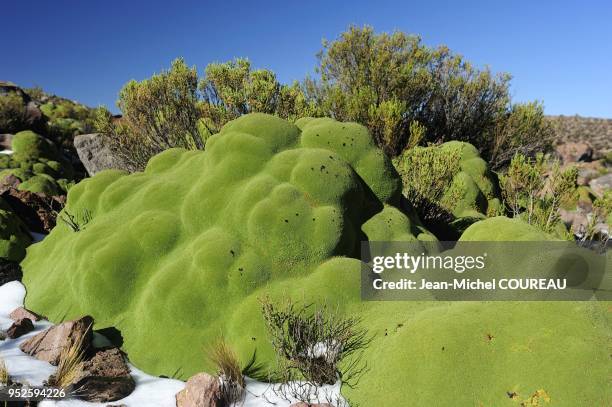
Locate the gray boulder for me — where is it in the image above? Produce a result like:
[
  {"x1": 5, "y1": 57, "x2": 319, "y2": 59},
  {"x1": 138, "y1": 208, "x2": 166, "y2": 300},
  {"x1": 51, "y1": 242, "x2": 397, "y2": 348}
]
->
[
  {"x1": 74, "y1": 133, "x2": 127, "y2": 176},
  {"x1": 589, "y1": 173, "x2": 612, "y2": 198}
]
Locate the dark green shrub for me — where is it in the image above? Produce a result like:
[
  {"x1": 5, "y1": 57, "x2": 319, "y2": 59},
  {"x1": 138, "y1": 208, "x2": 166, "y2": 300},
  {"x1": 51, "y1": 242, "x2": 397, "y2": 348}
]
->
[
  {"x1": 294, "y1": 26, "x2": 553, "y2": 163},
  {"x1": 499, "y1": 153, "x2": 577, "y2": 237},
  {"x1": 393, "y1": 141, "x2": 502, "y2": 238},
  {"x1": 488, "y1": 102, "x2": 555, "y2": 169},
  {"x1": 96, "y1": 58, "x2": 204, "y2": 172},
  {"x1": 0, "y1": 92, "x2": 28, "y2": 133}
]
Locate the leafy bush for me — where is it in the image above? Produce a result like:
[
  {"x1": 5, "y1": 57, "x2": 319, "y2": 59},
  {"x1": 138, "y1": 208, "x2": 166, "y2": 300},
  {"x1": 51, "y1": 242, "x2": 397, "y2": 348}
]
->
[
  {"x1": 576, "y1": 191, "x2": 612, "y2": 243},
  {"x1": 199, "y1": 58, "x2": 320, "y2": 134},
  {"x1": 488, "y1": 102, "x2": 554, "y2": 169},
  {"x1": 304, "y1": 26, "x2": 512, "y2": 156},
  {"x1": 394, "y1": 144, "x2": 460, "y2": 224},
  {"x1": 0, "y1": 91, "x2": 28, "y2": 133},
  {"x1": 394, "y1": 141, "x2": 502, "y2": 238},
  {"x1": 500, "y1": 153, "x2": 577, "y2": 237},
  {"x1": 96, "y1": 58, "x2": 205, "y2": 172},
  {"x1": 99, "y1": 26, "x2": 552, "y2": 167}
]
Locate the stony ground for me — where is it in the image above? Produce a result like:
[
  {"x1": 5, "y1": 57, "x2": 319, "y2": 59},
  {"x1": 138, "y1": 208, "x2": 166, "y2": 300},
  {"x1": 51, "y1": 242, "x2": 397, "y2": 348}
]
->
[{"x1": 549, "y1": 115, "x2": 612, "y2": 156}]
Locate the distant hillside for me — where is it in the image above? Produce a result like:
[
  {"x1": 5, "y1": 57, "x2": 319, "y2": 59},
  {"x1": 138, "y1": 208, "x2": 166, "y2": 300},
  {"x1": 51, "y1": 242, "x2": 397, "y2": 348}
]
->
[{"x1": 548, "y1": 115, "x2": 612, "y2": 155}]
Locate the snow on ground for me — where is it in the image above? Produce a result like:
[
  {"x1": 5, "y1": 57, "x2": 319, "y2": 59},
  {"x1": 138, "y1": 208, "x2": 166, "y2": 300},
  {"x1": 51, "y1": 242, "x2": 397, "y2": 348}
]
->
[
  {"x1": 0, "y1": 149, "x2": 13, "y2": 155},
  {"x1": 1, "y1": 281, "x2": 343, "y2": 406}
]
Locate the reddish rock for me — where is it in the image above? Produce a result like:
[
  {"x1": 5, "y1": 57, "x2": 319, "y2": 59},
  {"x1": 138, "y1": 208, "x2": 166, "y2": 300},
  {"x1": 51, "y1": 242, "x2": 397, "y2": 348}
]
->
[
  {"x1": 9, "y1": 306, "x2": 43, "y2": 322},
  {"x1": 7, "y1": 318, "x2": 34, "y2": 339},
  {"x1": 19, "y1": 315, "x2": 93, "y2": 365},
  {"x1": 0, "y1": 186, "x2": 64, "y2": 233},
  {"x1": 176, "y1": 372, "x2": 222, "y2": 407},
  {"x1": 0, "y1": 174, "x2": 21, "y2": 190},
  {"x1": 555, "y1": 142, "x2": 593, "y2": 164},
  {"x1": 0, "y1": 134, "x2": 13, "y2": 150},
  {"x1": 68, "y1": 347, "x2": 135, "y2": 402}
]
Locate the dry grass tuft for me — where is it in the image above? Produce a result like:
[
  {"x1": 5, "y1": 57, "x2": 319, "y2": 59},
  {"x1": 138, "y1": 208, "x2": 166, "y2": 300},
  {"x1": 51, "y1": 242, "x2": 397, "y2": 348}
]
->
[
  {"x1": 47, "y1": 327, "x2": 89, "y2": 390},
  {"x1": 208, "y1": 339, "x2": 245, "y2": 403},
  {"x1": 0, "y1": 356, "x2": 10, "y2": 386}
]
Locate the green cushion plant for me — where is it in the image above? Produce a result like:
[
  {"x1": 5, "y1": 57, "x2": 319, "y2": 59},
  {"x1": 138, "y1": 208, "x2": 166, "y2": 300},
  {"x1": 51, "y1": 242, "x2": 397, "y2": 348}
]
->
[{"x1": 21, "y1": 114, "x2": 610, "y2": 406}]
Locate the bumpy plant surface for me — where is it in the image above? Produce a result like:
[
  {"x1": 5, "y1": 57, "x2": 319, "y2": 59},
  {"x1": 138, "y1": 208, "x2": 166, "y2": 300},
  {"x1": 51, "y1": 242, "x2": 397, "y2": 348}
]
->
[
  {"x1": 0, "y1": 197, "x2": 31, "y2": 261},
  {"x1": 22, "y1": 114, "x2": 609, "y2": 405},
  {"x1": 0, "y1": 130, "x2": 74, "y2": 195}
]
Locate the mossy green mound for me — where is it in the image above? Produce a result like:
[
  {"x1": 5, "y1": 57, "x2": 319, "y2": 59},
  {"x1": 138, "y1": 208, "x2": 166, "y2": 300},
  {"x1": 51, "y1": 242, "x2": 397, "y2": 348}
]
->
[
  {"x1": 0, "y1": 197, "x2": 32, "y2": 261},
  {"x1": 459, "y1": 216, "x2": 557, "y2": 241},
  {"x1": 17, "y1": 174, "x2": 63, "y2": 196},
  {"x1": 437, "y1": 141, "x2": 502, "y2": 218},
  {"x1": 23, "y1": 113, "x2": 431, "y2": 372},
  {"x1": 22, "y1": 115, "x2": 609, "y2": 405},
  {"x1": 0, "y1": 130, "x2": 74, "y2": 195},
  {"x1": 12, "y1": 130, "x2": 60, "y2": 162}
]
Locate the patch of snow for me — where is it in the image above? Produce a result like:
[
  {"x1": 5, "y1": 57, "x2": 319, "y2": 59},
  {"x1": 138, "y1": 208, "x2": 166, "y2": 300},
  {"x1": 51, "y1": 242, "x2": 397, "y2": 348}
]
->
[
  {"x1": 1, "y1": 281, "x2": 344, "y2": 406},
  {"x1": 0, "y1": 149, "x2": 13, "y2": 155},
  {"x1": 306, "y1": 340, "x2": 341, "y2": 362}
]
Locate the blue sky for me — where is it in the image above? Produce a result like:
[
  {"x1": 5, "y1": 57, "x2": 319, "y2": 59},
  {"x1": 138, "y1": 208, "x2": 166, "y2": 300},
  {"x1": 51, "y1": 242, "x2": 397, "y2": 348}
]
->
[{"x1": 2, "y1": 0, "x2": 611, "y2": 117}]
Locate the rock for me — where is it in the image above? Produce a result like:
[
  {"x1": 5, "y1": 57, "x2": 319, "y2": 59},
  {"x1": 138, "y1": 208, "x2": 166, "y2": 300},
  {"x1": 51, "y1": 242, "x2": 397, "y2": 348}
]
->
[
  {"x1": 575, "y1": 161, "x2": 605, "y2": 186},
  {"x1": 290, "y1": 403, "x2": 334, "y2": 407},
  {"x1": 0, "y1": 174, "x2": 21, "y2": 190},
  {"x1": 24, "y1": 101, "x2": 43, "y2": 129},
  {"x1": 589, "y1": 173, "x2": 612, "y2": 198},
  {"x1": 0, "y1": 330, "x2": 6, "y2": 340},
  {"x1": 175, "y1": 372, "x2": 222, "y2": 407},
  {"x1": 7, "y1": 318, "x2": 34, "y2": 339},
  {"x1": 74, "y1": 133, "x2": 127, "y2": 175},
  {"x1": 0, "y1": 133, "x2": 14, "y2": 150},
  {"x1": 0, "y1": 187, "x2": 64, "y2": 233},
  {"x1": 0, "y1": 258, "x2": 22, "y2": 285},
  {"x1": 555, "y1": 142, "x2": 593, "y2": 164},
  {"x1": 9, "y1": 306, "x2": 43, "y2": 322},
  {"x1": 19, "y1": 315, "x2": 93, "y2": 365},
  {"x1": 68, "y1": 347, "x2": 135, "y2": 402}
]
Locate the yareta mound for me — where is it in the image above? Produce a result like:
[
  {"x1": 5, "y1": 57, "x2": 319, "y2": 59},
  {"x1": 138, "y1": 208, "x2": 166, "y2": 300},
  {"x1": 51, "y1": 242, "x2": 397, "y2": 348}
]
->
[
  {"x1": 22, "y1": 116, "x2": 609, "y2": 405},
  {"x1": 0, "y1": 130, "x2": 74, "y2": 195},
  {"x1": 0, "y1": 197, "x2": 32, "y2": 261},
  {"x1": 22, "y1": 113, "x2": 433, "y2": 372}
]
